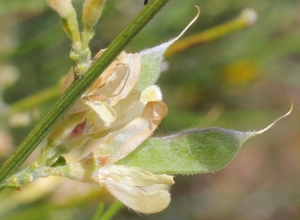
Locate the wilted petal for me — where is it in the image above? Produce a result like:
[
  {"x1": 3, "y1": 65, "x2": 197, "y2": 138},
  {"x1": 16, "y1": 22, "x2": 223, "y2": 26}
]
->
[
  {"x1": 102, "y1": 177, "x2": 171, "y2": 214},
  {"x1": 92, "y1": 101, "x2": 168, "y2": 163},
  {"x1": 84, "y1": 100, "x2": 117, "y2": 127},
  {"x1": 92, "y1": 64, "x2": 129, "y2": 102},
  {"x1": 98, "y1": 165, "x2": 174, "y2": 186},
  {"x1": 112, "y1": 85, "x2": 163, "y2": 129},
  {"x1": 109, "y1": 53, "x2": 141, "y2": 106},
  {"x1": 111, "y1": 91, "x2": 143, "y2": 128},
  {"x1": 65, "y1": 99, "x2": 90, "y2": 117},
  {"x1": 85, "y1": 50, "x2": 124, "y2": 96}
]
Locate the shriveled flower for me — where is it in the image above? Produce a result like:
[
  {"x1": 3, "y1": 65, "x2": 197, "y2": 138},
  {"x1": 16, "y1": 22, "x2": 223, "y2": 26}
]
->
[
  {"x1": 54, "y1": 6, "x2": 200, "y2": 214},
  {"x1": 67, "y1": 96, "x2": 172, "y2": 213},
  {"x1": 60, "y1": 49, "x2": 167, "y2": 152},
  {"x1": 57, "y1": 44, "x2": 173, "y2": 213},
  {"x1": 97, "y1": 165, "x2": 174, "y2": 214}
]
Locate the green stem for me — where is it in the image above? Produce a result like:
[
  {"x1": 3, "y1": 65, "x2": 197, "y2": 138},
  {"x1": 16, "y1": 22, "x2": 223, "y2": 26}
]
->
[
  {"x1": 82, "y1": 25, "x2": 93, "y2": 51},
  {"x1": 68, "y1": 11, "x2": 81, "y2": 46},
  {"x1": 92, "y1": 203, "x2": 105, "y2": 220},
  {"x1": 0, "y1": 0, "x2": 170, "y2": 186},
  {"x1": 99, "y1": 201, "x2": 123, "y2": 220},
  {"x1": 165, "y1": 9, "x2": 257, "y2": 58}
]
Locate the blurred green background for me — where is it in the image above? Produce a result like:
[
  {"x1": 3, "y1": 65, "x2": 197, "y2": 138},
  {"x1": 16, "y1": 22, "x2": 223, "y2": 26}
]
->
[{"x1": 0, "y1": 0, "x2": 300, "y2": 219}]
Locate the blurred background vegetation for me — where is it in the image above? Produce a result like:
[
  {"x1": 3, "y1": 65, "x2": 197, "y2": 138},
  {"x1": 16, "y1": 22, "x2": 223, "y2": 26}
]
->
[{"x1": 0, "y1": 0, "x2": 300, "y2": 219}]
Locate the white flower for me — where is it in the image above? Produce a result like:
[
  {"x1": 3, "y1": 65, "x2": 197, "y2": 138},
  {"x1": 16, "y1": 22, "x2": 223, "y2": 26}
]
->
[
  {"x1": 61, "y1": 50, "x2": 167, "y2": 152},
  {"x1": 96, "y1": 165, "x2": 174, "y2": 214},
  {"x1": 67, "y1": 92, "x2": 171, "y2": 213},
  {"x1": 61, "y1": 49, "x2": 172, "y2": 213},
  {"x1": 59, "y1": 6, "x2": 201, "y2": 214}
]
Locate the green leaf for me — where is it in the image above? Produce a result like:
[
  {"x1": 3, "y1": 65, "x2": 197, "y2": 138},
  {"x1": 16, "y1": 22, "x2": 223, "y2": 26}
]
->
[
  {"x1": 117, "y1": 128, "x2": 253, "y2": 174},
  {"x1": 50, "y1": 156, "x2": 66, "y2": 167},
  {"x1": 118, "y1": 104, "x2": 292, "y2": 175},
  {"x1": 61, "y1": 18, "x2": 73, "y2": 39},
  {"x1": 133, "y1": 43, "x2": 167, "y2": 92},
  {"x1": 0, "y1": 0, "x2": 171, "y2": 186},
  {"x1": 134, "y1": 7, "x2": 200, "y2": 92}
]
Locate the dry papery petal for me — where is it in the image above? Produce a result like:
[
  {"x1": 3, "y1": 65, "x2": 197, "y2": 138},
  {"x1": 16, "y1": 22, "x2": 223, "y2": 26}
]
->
[
  {"x1": 86, "y1": 50, "x2": 124, "y2": 95},
  {"x1": 86, "y1": 50, "x2": 140, "y2": 103},
  {"x1": 81, "y1": 92, "x2": 141, "y2": 136},
  {"x1": 61, "y1": 50, "x2": 122, "y2": 95},
  {"x1": 98, "y1": 165, "x2": 174, "y2": 186},
  {"x1": 81, "y1": 85, "x2": 163, "y2": 141},
  {"x1": 110, "y1": 53, "x2": 140, "y2": 106},
  {"x1": 84, "y1": 100, "x2": 117, "y2": 127},
  {"x1": 89, "y1": 64, "x2": 130, "y2": 102},
  {"x1": 90, "y1": 53, "x2": 141, "y2": 106},
  {"x1": 87, "y1": 101, "x2": 168, "y2": 164},
  {"x1": 62, "y1": 51, "x2": 140, "y2": 117},
  {"x1": 104, "y1": 91, "x2": 142, "y2": 129},
  {"x1": 102, "y1": 177, "x2": 171, "y2": 214},
  {"x1": 109, "y1": 85, "x2": 163, "y2": 130}
]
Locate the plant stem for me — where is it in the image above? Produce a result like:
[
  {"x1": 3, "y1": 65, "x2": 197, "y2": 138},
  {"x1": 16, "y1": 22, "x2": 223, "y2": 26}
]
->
[
  {"x1": 99, "y1": 201, "x2": 123, "y2": 220},
  {"x1": 0, "y1": 0, "x2": 170, "y2": 186},
  {"x1": 164, "y1": 9, "x2": 257, "y2": 58},
  {"x1": 92, "y1": 203, "x2": 105, "y2": 220}
]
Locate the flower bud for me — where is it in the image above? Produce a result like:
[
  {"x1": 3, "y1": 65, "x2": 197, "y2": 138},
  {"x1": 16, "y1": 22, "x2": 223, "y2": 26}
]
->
[
  {"x1": 82, "y1": 0, "x2": 106, "y2": 28},
  {"x1": 46, "y1": 0, "x2": 74, "y2": 18}
]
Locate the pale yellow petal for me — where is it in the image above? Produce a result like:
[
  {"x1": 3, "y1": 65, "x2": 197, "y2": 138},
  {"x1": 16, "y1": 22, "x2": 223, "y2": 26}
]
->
[
  {"x1": 140, "y1": 85, "x2": 162, "y2": 104},
  {"x1": 111, "y1": 91, "x2": 143, "y2": 128},
  {"x1": 93, "y1": 101, "x2": 168, "y2": 163},
  {"x1": 84, "y1": 100, "x2": 117, "y2": 127},
  {"x1": 84, "y1": 50, "x2": 125, "y2": 96},
  {"x1": 109, "y1": 53, "x2": 141, "y2": 106},
  {"x1": 84, "y1": 110, "x2": 112, "y2": 137},
  {"x1": 98, "y1": 165, "x2": 174, "y2": 186},
  {"x1": 103, "y1": 178, "x2": 171, "y2": 214},
  {"x1": 91, "y1": 64, "x2": 129, "y2": 102},
  {"x1": 65, "y1": 99, "x2": 89, "y2": 116}
]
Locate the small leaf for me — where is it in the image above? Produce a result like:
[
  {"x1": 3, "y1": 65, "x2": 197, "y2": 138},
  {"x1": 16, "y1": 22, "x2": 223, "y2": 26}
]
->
[
  {"x1": 118, "y1": 128, "x2": 251, "y2": 174},
  {"x1": 134, "y1": 6, "x2": 200, "y2": 92},
  {"x1": 118, "y1": 105, "x2": 292, "y2": 174},
  {"x1": 51, "y1": 156, "x2": 67, "y2": 167},
  {"x1": 61, "y1": 18, "x2": 73, "y2": 39}
]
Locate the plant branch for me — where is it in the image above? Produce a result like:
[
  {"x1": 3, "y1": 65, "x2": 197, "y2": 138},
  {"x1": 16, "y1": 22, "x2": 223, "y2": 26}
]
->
[
  {"x1": 0, "y1": 0, "x2": 170, "y2": 186},
  {"x1": 164, "y1": 9, "x2": 257, "y2": 58}
]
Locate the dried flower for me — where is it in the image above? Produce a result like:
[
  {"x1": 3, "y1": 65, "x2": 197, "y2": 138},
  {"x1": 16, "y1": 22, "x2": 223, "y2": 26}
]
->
[
  {"x1": 55, "y1": 6, "x2": 200, "y2": 214},
  {"x1": 97, "y1": 165, "x2": 174, "y2": 213}
]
